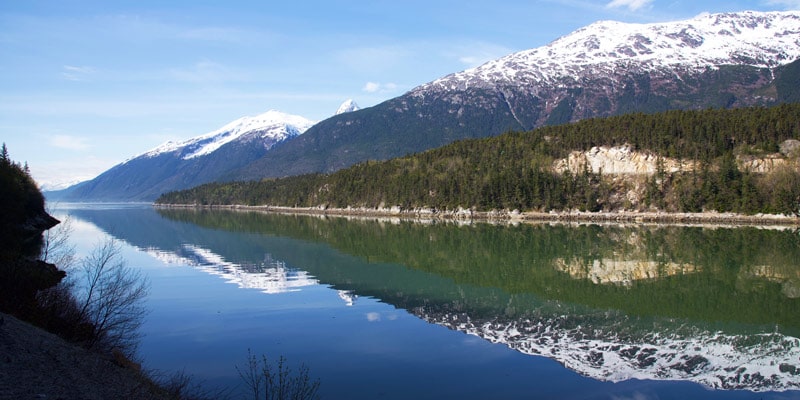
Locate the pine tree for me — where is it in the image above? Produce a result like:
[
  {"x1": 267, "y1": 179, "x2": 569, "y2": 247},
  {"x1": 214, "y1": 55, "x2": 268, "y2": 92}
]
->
[{"x1": 1, "y1": 143, "x2": 9, "y2": 165}]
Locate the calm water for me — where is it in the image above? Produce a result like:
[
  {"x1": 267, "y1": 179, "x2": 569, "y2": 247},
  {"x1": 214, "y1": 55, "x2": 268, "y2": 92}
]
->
[{"x1": 54, "y1": 204, "x2": 800, "y2": 399}]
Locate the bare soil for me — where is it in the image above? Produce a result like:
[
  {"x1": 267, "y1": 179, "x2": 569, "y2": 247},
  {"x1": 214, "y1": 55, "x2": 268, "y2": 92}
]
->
[{"x1": 0, "y1": 312, "x2": 169, "y2": 400}]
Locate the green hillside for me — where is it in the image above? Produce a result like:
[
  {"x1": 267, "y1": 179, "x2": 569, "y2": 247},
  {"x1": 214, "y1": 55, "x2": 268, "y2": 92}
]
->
[{"x1": 157, "y1": 104, "x2": 800, "y2": 215}]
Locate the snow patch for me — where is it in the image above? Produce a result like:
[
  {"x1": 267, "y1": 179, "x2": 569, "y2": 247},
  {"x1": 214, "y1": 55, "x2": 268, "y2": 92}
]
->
[
  {"x1": 416, "y1": 11, "x2": 800, "y2": 93},
  {"x1": 336, "y1": 99, "x2": 360, "y2": 115},
  {"x1": 137, "y1": 110, "x2": 316, "y2": 161}
]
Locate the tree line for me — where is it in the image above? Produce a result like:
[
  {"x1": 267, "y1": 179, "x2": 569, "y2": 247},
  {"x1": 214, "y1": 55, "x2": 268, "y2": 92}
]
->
[
  {"x1": 1, "y1": 144, "x2": 149, "y2": 359},
  {"x1": 157, "y1": 104, "x2": 800, "y2": 215}
]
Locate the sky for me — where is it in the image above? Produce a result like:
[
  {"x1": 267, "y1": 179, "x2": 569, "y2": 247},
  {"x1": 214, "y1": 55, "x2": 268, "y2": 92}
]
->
[{"x1": 2, "y1": 0, "x2": 799, "y2": 189}]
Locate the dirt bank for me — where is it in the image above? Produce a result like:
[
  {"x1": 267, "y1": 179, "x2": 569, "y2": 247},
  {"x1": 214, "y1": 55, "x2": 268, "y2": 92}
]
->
[{"x1": 0, "y1": 312, "x2": 169, "y2": 400}]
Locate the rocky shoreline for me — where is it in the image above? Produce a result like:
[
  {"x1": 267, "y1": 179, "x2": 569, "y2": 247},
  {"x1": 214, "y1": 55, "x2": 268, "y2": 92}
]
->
[{"x1": 154, "y1": 204, "x2": 800, "y2": 227}]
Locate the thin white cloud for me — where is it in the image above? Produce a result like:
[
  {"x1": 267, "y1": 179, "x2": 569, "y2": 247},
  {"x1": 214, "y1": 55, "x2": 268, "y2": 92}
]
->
[
  {"x1": 606, "y1": 0, "x2": 654, "y2": 11},
  {"x1": 49, "y1": 134, "x2": 91, "y2": 151},
  {"x1": 362, "y1": 82, "x2": 380, "y2": 93},
  {"x1": 764, "y1": 0, "x2": 800, "y2": 9},
  {"x1": 61, "y1": 65, "x2": 95, "y2": 81},
  {"x1": 362, "y1": 82, "x2": 398, "y2": 94}
]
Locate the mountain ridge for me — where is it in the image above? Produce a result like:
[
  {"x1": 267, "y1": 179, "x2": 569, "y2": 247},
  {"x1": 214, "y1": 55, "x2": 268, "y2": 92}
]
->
[
  {"x1": 421, "y1": 10, "x2": 800, "y2": 93},
  {"x1": 233, "y1": 10, "x2": 800, "y2": 181},
  {"x1": 133, "y1": 109, "x2": 315, "y2": 161},
  {"x1": 46, "y1": 110, "x2": 316, "y2": 201},
  {"x1": 50, "y1": 10, "x2": 800, "y2": 201}
]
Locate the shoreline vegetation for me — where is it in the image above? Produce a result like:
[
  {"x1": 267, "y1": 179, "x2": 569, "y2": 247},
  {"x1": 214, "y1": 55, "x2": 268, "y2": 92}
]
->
[
  {"x1": 156, "y1": 105, "x2": 800, "y2": 220},
  {"x1": 154, "y1": 203, "x2": 800, "y2": 227}
]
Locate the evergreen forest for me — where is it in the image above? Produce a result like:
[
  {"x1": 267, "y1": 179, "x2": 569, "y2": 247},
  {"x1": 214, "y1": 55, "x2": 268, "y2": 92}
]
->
[{"x1": 157, "y1": 104, "x2": 800, "y2": 216}]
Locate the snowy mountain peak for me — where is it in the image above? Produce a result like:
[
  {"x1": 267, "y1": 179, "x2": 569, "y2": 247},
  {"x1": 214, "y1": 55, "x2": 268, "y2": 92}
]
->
[
  {"x1": 336, "y1": 99, "x2": 360, "y2": 115},
  {"x1": 140, "y1": 110, "x2": 316, "y2": 161},
  {"x1": 420, "y1": 10, "x2": 800, "y2": 92}
]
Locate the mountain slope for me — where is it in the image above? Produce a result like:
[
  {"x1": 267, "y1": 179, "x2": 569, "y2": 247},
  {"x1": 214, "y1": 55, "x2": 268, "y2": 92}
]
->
[
  {"x1": 156, "y1": 103, "x2": 800, "y2": 216},
  {"x1": 47, "y1": 110, "x2": 315, "y2": 201},
  {"x1": 235, "y1": 10, "x2": 800, "y2": 180}
]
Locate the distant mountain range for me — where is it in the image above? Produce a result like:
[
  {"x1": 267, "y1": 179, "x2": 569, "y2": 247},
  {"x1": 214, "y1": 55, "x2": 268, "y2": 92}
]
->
[
  {"x1": 46, "y1": 109, "x2": 319, "y2": 201},
  {"x1": 49, "y1": 10, "x2": 800, "y2": 201}
]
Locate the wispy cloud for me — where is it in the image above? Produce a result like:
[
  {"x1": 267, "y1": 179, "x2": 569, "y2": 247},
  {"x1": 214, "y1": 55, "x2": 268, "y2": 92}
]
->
[
  {"x1": 362, "y1": 82, "x2": 398, "y2": 94},
  {"x1": 764, "y1": 0, "x2": 800, "y2": 9},
  {"x1": 49, "y1": 134, "x2": 91, "y2": 151},
  {"x1": 606, "y1": 0, "x2": 654, "y2": 11},
  {"x1": 61, "y1": 65, "x2": 95, "y2": 81}
]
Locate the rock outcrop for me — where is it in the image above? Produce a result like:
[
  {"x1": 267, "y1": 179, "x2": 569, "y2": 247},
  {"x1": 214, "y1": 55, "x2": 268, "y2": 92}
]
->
[
  {"x1": 554, "y1": 143, "x2": 800, "y2": 176},
  {"x1": 553, "y1": 145, "x2": 694, "y2": 175}
]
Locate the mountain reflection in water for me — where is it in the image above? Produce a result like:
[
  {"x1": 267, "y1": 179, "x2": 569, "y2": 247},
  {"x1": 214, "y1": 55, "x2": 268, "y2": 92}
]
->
[
  {"x1": 147, "y1": 244, "x2": 318, "y2": 294},
  {"x1": 68, "y1": 206, "x2": 800, "y2": 392}
]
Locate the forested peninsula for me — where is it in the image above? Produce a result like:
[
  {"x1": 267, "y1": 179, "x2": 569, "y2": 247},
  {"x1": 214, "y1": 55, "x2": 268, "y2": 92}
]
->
[{"x1": 156, "y1": 104, "x2": 800, "y2": 221}]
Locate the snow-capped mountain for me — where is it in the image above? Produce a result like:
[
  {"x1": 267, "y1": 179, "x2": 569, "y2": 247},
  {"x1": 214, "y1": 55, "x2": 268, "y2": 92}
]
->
[
  {"x1": 139, "y1": 110, "x2": 315, "y2": 161},
  {"x1": 335, "y1": 99, "x2": 360, "y2": 115},
  {"x1": 420, "y1": 10, "x2": 800, "y2": 92},
  {"x1": 235, "y1": 10, "x2": 800, "y2": 180},
  {"x1": 47, "y1": 109, "x2": 316, "y2": 201},
  {"x1": 47, "y1": 11, "x2": 800, "y2": 195}
]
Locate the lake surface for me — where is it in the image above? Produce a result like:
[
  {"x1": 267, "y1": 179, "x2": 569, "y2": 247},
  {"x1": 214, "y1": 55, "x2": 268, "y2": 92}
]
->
[{"x1": 54, "y1": 204, "x2": 800, "y2": 399}]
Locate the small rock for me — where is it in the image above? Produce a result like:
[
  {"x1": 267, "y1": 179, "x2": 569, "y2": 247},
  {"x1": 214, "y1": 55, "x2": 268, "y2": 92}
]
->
[{"x1": 779, "y1": 139, "x2": 800, "y2": 157}]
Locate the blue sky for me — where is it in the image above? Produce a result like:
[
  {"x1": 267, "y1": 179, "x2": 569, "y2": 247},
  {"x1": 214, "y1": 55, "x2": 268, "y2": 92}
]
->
[{"x1": 2, "y1": 0, "x2": 799, "y2": 188}]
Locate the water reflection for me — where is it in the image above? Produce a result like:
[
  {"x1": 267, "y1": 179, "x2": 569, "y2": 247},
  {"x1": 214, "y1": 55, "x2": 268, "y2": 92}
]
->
[
  {"x1": 147, "y1": 245, "x2": 318, "y2": 294},
  {"x1": 337, "y1": 290, "x2": 358, "y2": 306},
  {"x1": 553, "y1": 258, "x2": 697, "y2": 286},
  {"x1": 66, "y1": 206, "x2": 800, "y2": 393},
  {"x1": 416, "y1": 297, "x2": 800, "y2": 391}
]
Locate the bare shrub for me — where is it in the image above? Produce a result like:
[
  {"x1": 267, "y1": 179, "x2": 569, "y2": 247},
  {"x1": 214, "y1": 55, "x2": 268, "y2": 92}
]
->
[
  {"x1": 151, "y1": 369, "x2": 232, "y2": 400},
  {"x1": 40, "y1": 212, "x2": 76, "y2": 269},
  {"x1": 237, "y1": 349, "x2": 320, "y2": 400},
  {"x1": 71, "y1": 238, "x2": 150, "y2": 357}
]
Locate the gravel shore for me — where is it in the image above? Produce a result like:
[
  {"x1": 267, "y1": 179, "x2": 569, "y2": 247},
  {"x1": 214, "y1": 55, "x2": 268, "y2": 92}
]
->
[{"x1": 156, "y1": 204, "x2": 800, "y2": 227}]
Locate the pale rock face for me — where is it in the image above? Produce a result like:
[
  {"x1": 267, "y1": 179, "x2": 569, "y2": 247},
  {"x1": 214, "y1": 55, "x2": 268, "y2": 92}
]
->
[
  {"x1": 554, "y1": 145, "x2": 797, "y2": 175},
  {"x1": 737, "y1": 154, "x2": 787, "y2": 173},
  {"x1": 553, "y1": 145, "x2": 693, "y2": 175}
]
